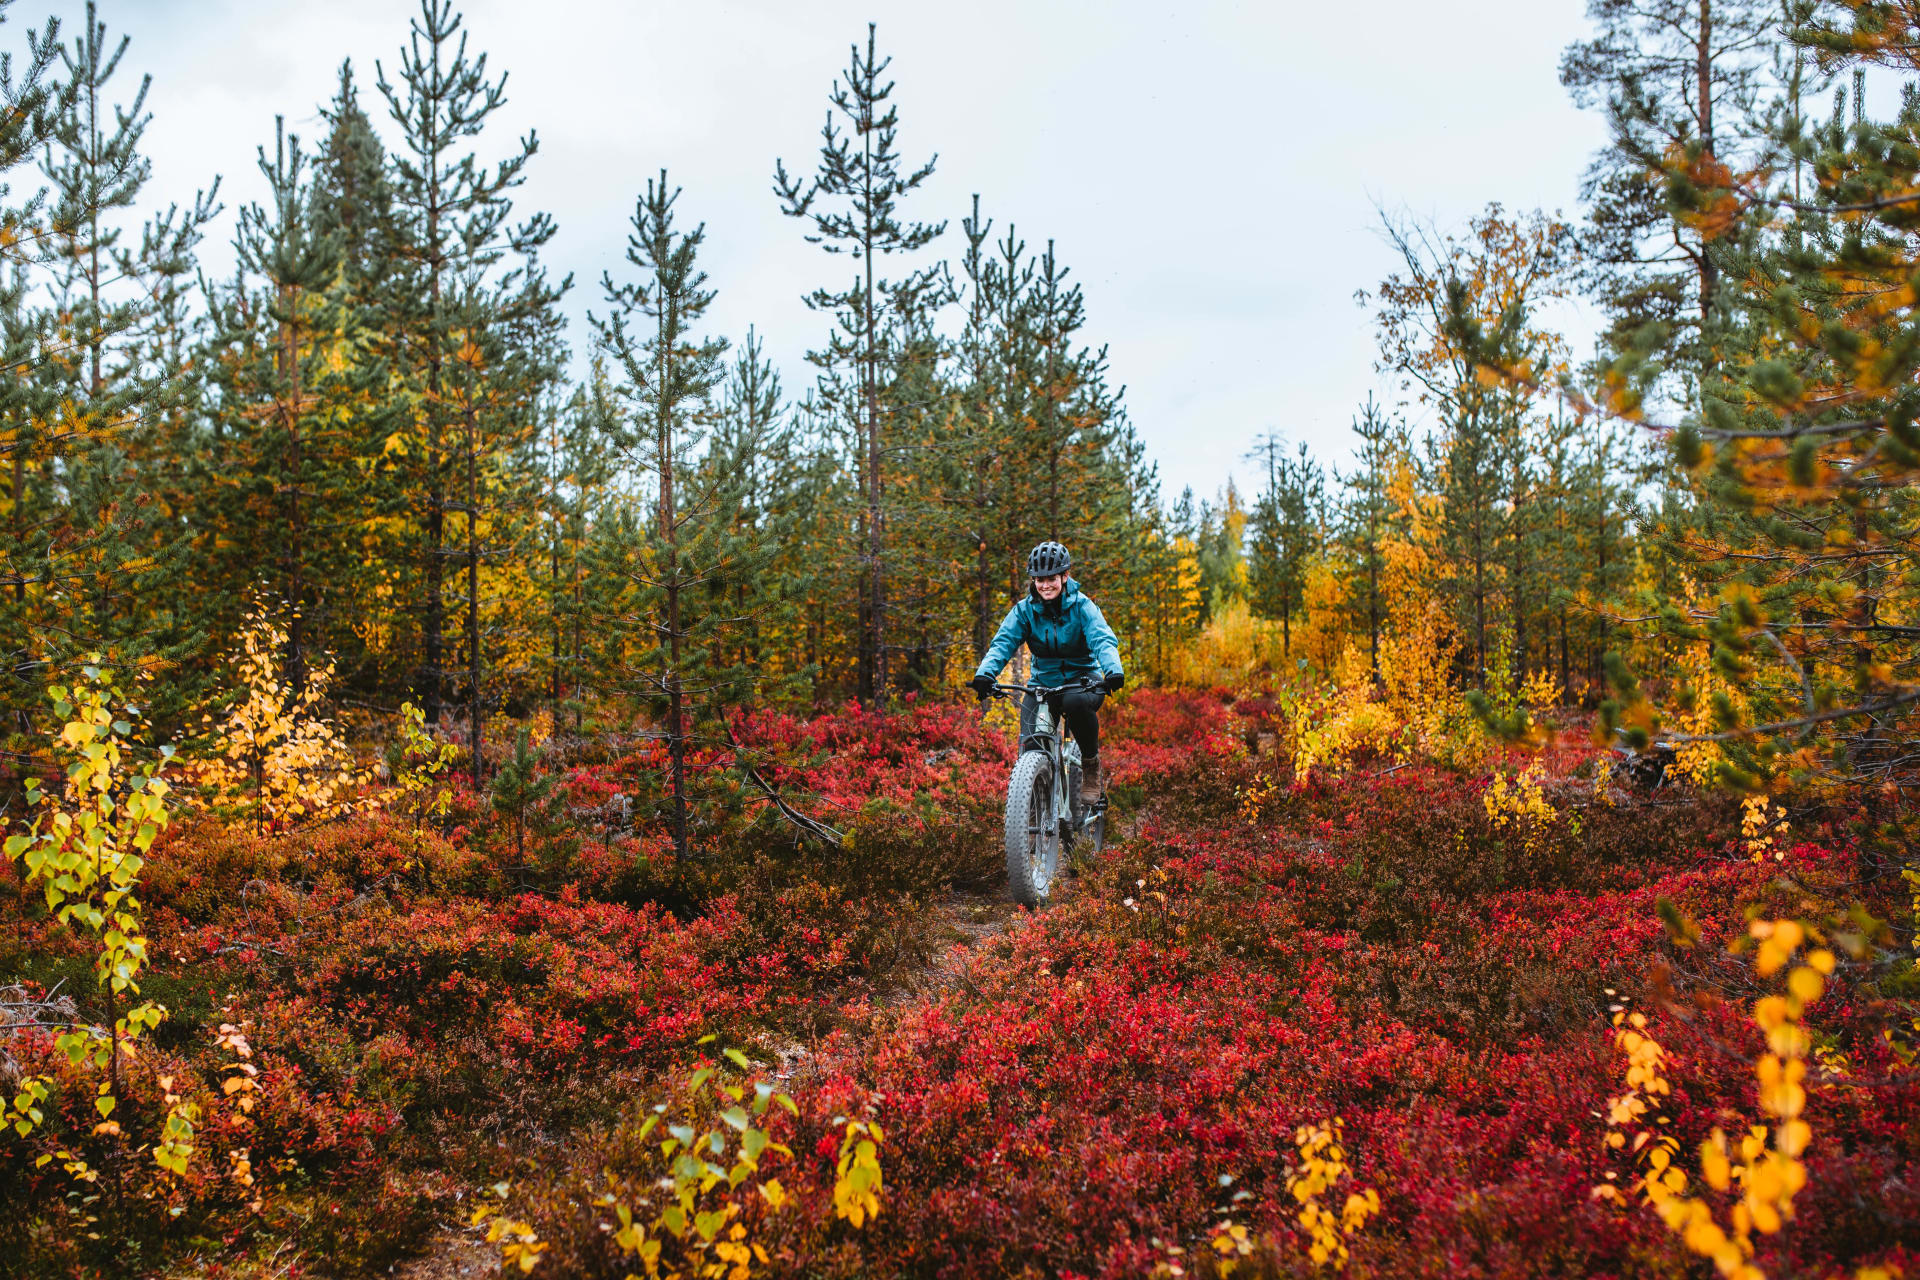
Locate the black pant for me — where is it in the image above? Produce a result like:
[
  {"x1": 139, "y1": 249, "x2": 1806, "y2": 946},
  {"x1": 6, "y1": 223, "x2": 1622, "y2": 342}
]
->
[{"x1": 1021, "y1": 687, "x2": 1104, "y2": 760}]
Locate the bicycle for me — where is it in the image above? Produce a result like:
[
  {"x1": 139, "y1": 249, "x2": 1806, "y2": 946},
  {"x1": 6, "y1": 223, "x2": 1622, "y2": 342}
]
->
[{"x1": 981, "y1": 677, "x2": 1107, "y2": 905}]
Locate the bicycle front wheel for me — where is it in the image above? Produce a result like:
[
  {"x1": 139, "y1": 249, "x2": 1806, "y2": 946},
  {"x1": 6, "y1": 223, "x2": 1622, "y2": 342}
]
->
[{"x1": 1004, "y1": 750, "x2": 1058, "y2": 906}]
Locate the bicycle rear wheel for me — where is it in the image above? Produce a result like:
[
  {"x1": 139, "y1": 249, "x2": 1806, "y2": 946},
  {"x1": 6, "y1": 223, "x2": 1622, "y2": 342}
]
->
[
  {"x1": 1065, "y1": 758, "x2": 1105, "y2": 858},
  {"x1": 1004, "y1": 750, "x2": 1058, "y2": 905}
]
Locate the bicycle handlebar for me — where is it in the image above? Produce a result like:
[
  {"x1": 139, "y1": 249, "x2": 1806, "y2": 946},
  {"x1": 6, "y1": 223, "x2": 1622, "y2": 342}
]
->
[{"x1": 981, "y1": 675, "x2": 1104, "y2": 700}]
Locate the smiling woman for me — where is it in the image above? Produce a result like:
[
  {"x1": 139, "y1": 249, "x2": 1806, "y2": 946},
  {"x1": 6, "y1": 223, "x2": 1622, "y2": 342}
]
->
[{"x1": 972, "y1": 541, "x2": 1125, "y2": 803}]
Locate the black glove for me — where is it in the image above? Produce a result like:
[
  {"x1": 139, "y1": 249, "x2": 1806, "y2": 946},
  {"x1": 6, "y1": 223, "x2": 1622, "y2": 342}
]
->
[
  {"x1": 1102, "y1": 671, "x2": 1125, "y2": 693},
  {"x1": 970, "y1": 673, "x2": 997, "y2": 700}
]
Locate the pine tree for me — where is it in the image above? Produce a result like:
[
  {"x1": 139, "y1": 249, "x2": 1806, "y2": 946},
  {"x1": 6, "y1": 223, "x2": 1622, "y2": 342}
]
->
[
  {"x1": 33, "y1": 0, "x2": 217, "y2": 727},
  {"x1": 593, "y1": 171, "x2": 735, "y2": 861},
  {"x1": 489, "y1": 723, "x2": 551, "y2": 860},
  {"x1": 1337, "y1": 396, "x2": 1398, "y2": 680},
  {"x1": 1246, "y1": 434, "x2": 1323, "y2": 657},
  {"x1": 1373, "y1": 206, "x2": 1573, "y2": 684},
  {"x1": 198, "y1": 117, "x2": 346, "y2": 693},
  {"x1": 1584, "y1": 5, "x2": 1920, "y2": 780},
  {"x1": 1561, "y1": 0, "x2": 1784, "y2": 396},
  {"x1": 374, "y1": 0, "x2": 540, "y2": 736},
  {"x1": 538, "y1": 366, "x2": 621, "y2": 727},
  {"x1": 775, "y1": 22, "x2": 945, "y2": 706},
  {"x1": 0, "y1": 7, "x2": 71, "y2": 740}
]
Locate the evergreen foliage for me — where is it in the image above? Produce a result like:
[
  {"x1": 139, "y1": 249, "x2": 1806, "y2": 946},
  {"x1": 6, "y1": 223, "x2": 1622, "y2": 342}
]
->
[
  {"x1": 593, "y1": 171, "x2": 738, "y2": 860},
  {"x1": 2, "y1": 0, "x2": 1912, "y2": 795},
  {"x1": 774, "y1": 22, "x2": 946, "y2": 706}
]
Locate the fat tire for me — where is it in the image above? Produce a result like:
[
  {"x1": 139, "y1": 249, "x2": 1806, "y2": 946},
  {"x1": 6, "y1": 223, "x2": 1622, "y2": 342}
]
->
[{"x1": 1004, "y1": 750, "x2": 1056, "y2": 906}]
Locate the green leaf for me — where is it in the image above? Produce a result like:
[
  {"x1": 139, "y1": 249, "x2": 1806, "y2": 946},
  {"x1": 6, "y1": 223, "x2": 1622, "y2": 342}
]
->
[
  {"x1": 722, "y1": 1048, "x2": 752, "y2": 1070},
  {"x1": 720, "y1": 1106, "x2": 750, "y2": 1131},
  {"x1": 95, "y1": 1095, "x2": 115, "y2": 1118}
]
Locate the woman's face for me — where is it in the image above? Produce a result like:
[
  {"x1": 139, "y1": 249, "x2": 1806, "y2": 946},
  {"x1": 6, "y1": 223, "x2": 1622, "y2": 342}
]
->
[{"x1": 1033, "y1": 572, "x2": 1064, "y2": 601}]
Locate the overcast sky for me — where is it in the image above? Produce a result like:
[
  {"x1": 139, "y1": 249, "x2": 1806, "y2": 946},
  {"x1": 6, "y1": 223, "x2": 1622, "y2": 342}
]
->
[{"x1": 33, "y1": 0, "x2": 1614, "y2": 502}]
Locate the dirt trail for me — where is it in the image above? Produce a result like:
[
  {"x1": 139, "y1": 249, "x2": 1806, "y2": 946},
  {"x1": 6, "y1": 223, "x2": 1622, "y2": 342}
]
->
[
  {"x1": 884, "y1": 885, "x2": 1023, "y2": 1006},
  {"x1": 392, "y1": 1227, "x2": 494, "y2": 1279},
  {"x1": 394, "y1": 883, "x2": 1030, "y2": 1279}
]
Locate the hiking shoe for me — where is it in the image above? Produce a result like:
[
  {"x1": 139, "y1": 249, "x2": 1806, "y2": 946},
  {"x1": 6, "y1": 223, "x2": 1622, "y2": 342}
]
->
[{"x1": 1079, "y1": 756, "x2": 1103, "y2": 806}]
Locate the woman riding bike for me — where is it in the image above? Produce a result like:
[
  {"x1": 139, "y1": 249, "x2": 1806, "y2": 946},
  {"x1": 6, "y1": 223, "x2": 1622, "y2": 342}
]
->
[{"x1": 969, "y1": 541, "x2": 1125, "y2": 804}]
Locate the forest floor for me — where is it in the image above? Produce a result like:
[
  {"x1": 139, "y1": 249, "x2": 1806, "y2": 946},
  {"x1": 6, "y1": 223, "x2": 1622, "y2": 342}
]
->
[
  {"x1": 4, "y1": 687, "x2": 1917, "y2": 1279},
  {"x1": 396, "y1": 880, "x2": 1028, "y2": 1279}
]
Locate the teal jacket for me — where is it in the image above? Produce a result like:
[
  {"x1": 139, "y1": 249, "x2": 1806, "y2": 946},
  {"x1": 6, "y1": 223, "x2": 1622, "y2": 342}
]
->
[{"x1": 975, "y1": 577, "x2": 1123, "y2": 687}]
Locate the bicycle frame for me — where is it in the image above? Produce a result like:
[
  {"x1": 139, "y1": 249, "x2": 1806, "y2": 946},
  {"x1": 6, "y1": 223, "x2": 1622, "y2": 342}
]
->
[
  {"x1": 1025, "y1": 696, "x2": 1077, "y2": 827},
  {"x1": 991, "y1": 677, "x2": 1103, "y2": 833}
]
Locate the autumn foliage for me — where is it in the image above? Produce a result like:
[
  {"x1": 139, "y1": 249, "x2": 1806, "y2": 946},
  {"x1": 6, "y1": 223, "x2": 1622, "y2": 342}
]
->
[{"x1": 4, "y1": 0, "x2": 1920, "y2": 1276}]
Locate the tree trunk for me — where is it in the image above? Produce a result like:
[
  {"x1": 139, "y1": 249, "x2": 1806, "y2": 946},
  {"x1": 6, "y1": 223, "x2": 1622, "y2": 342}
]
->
[
  {"x1": 467, "y1": 402, "x2": 481, "y2": 788},
  {"x1": 1695, "y1": 0, "x2": 1718, "y2": 361},
  {"x1": 862, "y1": 123, "x2": 887, "y2": 708},
  {"x1": 659, "y1": 314, "x2": 689, "y2": 860},
  {"x1": 278, "y1": 285, "x2": 307, "y2": 694},
  {"x1": 1367, "y1": 521, "x2": 1381, "y2": 683},
  {"x1": 423, "y1": 188, "x2": 445, "y2": 725}
]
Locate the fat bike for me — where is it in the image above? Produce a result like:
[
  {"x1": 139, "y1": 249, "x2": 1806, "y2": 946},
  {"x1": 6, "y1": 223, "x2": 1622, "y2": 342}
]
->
[{"x1": 983, "y1": 677, "x2": 1107, "y2": 906}]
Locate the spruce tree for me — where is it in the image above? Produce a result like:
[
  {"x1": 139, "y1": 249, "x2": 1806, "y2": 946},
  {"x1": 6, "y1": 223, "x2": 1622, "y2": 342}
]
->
[
  {"x1": 705, "y1": 327, "x2": 799, "y2": 682},
  {"x1": 314, "y1": 62, "x2": 396, "y2": 301},
  {"x1": 952, "y1": 195, "x2": 1017, "y2": 654}
]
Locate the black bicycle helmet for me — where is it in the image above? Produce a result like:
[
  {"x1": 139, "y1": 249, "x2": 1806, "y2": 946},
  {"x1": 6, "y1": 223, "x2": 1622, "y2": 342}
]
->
[{"x1": 1027, "y1": 540, "x2": 1071, "y2": 577}]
